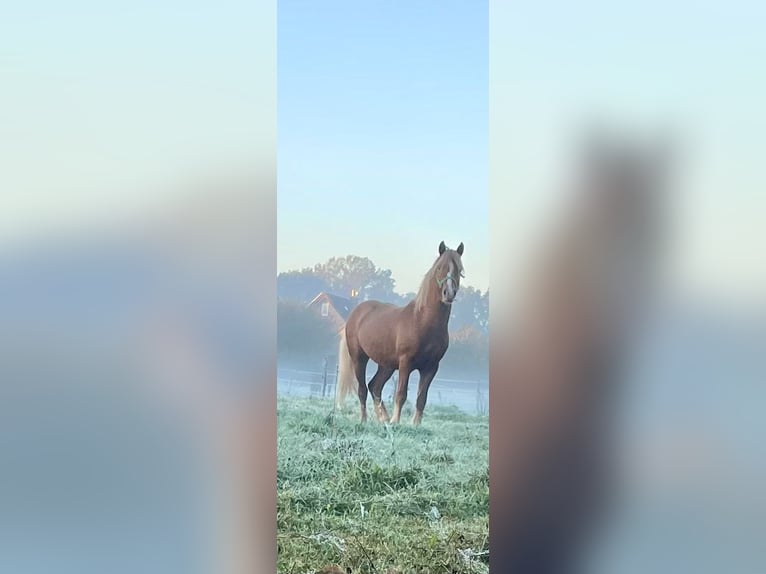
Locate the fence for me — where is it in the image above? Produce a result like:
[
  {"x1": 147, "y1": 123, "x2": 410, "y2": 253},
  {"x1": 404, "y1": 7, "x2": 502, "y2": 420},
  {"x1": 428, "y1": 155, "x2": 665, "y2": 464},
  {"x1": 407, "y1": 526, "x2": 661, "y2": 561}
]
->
[{"x1": 277, "y1": 361, "x2": 488, "y2": 416}]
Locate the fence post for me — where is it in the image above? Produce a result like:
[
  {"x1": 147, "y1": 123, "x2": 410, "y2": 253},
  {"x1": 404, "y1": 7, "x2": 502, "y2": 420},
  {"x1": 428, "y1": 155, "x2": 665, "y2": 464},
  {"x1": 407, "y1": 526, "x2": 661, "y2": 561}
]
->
[
  {"x1": 335, "y1": 362, "x2": 339, "y2": 398},
  {"x1": 476, "y1": 379, "x2": 486, "y2": 416},
  {"x1": 322, "y1": 357, "x2": 328, "y2": 398}
]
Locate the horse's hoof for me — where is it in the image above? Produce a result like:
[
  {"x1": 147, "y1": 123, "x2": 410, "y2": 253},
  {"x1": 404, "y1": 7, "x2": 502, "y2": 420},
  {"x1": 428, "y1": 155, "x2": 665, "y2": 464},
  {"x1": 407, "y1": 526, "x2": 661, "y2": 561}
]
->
[{"x1": 374, "y1": 405, "x2": 390, "y2": 423}]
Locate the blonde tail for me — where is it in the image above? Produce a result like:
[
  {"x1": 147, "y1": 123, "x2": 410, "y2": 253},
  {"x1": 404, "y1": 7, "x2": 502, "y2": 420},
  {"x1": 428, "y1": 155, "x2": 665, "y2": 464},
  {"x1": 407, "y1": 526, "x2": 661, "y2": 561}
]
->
[{"x1": 335, "y1": 328, "x2": 357, "y2": 409}]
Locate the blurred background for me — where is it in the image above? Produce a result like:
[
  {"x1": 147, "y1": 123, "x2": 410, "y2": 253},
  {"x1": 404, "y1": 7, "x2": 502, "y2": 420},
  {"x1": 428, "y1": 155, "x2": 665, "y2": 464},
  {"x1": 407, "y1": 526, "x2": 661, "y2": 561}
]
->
[
  {"x1": 1, "y1": 2, "x2": 275, "y2": 573},
  {"x1": 491, "y1": 1, "x2": 765, "y2": 573},
  {"x1": 2, "y1": 1, "x2": 765, "y2": 573}
]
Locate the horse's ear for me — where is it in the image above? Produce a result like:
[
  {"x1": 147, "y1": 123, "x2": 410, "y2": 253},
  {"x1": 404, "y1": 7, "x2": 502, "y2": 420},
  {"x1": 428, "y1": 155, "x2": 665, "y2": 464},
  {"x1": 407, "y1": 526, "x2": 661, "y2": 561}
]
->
[
  {"x1": 438, "y1": 241, "x2": 446, "y2": 255},
  {"x1": 456, "y1": 242, "x2": 464, "y2": 256}
]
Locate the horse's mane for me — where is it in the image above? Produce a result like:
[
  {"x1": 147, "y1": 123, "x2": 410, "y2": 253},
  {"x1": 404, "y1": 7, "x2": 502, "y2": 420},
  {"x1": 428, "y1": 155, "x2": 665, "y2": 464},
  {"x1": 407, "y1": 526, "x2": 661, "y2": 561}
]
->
[{"x1": 414, "y1": 251, "x2": 463, "y2": 313}]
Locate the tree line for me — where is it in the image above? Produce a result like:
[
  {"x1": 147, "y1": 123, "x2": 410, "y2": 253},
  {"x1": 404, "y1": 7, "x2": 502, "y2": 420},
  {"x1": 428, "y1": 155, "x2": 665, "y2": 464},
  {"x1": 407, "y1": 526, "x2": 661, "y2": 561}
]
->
[{"x1": 277, "y1": 255, "x2": 488, "y2": 378}]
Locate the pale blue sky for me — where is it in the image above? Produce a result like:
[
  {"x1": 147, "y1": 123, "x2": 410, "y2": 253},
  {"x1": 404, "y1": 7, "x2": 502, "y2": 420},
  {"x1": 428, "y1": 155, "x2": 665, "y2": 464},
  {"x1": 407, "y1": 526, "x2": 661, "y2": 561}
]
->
[
  {"x1": 278, "y1": 1, "x2": 489, "y2": 294},
  {"x1": 491, "y1": 1, "x2": 766, "y2": 306},
  {"x1": 4, "y1": 1, "x2": 763, "y2": 303},
  {"x1": 2, "y1": 1, "x2": 272, "y2": 247}
]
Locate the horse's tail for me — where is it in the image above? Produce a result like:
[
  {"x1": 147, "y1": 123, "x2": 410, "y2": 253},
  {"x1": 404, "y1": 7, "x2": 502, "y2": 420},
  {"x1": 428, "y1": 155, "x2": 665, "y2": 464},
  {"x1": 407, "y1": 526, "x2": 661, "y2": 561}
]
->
[{"x1": 335, "y1": 327, "x2": 357, "y2": 409}]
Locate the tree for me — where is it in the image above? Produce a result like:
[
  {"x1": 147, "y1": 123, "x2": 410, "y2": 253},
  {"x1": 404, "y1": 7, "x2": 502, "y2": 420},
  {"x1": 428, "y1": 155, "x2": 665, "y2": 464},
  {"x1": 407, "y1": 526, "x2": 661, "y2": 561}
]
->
[
  {"x1": 313, "y1": 255, "x2": 397, "y2": 303},
  {"x1": 478, "y1": 289, "x2": 489, "y2": 333},
  {"x1": 277, "y1": 268, "x2": 330, "y2": 303},
  {"x1": 440, "y1": 325, "x2": 489, "y2": 378},
  {"x1": 450, "y1": 286, "x2": 489, "y2": 334}
]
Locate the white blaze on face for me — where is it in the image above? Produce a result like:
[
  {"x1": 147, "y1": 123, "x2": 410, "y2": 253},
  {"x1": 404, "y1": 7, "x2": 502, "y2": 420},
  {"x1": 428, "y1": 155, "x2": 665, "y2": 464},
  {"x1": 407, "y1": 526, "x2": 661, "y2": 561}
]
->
[{"x1": 443, "y1": 259, "x2": 458, "y2": 302}]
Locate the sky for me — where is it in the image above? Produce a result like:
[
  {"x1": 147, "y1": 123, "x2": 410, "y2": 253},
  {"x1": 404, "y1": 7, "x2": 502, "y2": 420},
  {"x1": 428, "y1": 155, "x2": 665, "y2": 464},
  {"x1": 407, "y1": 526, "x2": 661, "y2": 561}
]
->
[
  {"x1": 3, "y1": 1, "x2": 763, "y2": 305},
  {"x1": 1, "y1": 1, "x2": 274, "y2": 248},
  {"x1": 277, "y1": 1, "x2": 489, "y2": 294},
  {"x1": 491, "y1": 1, "x2": 766, "y2": 307}
]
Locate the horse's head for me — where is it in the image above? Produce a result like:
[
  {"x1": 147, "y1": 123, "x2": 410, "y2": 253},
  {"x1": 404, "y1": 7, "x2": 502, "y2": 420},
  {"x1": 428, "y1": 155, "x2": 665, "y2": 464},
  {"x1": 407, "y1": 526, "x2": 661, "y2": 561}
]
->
[{"x1": 436, "y1": 240, "x2": 465, "y2": 305}]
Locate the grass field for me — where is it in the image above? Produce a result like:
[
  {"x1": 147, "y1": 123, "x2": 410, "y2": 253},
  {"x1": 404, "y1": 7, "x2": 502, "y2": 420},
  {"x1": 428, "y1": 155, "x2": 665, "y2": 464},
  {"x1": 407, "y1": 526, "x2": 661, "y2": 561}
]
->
[{"x1": 277, "y1": 397, "x2": 489, "y2": 574}]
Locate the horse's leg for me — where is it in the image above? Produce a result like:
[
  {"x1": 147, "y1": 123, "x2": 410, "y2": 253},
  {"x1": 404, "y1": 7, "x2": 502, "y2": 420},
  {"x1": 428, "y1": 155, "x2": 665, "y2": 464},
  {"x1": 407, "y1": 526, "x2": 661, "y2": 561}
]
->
[
  {"x1": 412, "y1": 364, "x2": 438, "y2": 426},
  {"x1": 389, "y1": 361, "x2": 411, "y2": 424},
  {"x1": 368, "y1": 366, "x2": 395, "y2": 423},
  {"x1": 353, "y1": 356, "x2": 370, "y2": 422}
]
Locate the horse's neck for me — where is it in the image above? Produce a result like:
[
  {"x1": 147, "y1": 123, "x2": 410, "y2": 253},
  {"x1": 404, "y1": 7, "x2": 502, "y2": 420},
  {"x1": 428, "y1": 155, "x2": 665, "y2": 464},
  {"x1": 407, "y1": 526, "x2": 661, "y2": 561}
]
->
[{"x1": 416, "y1": 292, "x2": 451, "y2": 330}]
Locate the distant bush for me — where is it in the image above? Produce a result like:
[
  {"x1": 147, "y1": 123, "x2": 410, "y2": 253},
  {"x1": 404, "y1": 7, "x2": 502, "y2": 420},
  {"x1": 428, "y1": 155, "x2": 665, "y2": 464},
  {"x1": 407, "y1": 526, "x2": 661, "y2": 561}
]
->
[
  {"x1": 441, "y1": 326, "x2": 489, "y2": 379},
  {"x1": 277, "y1": 301, "x2": 336, "y2": 365}
]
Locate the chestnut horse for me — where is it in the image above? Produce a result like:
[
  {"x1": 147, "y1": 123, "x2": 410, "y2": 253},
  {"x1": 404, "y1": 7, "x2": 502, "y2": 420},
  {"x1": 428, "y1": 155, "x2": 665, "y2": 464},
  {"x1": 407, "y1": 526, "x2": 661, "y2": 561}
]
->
[{"x1": 335, "y1": 241, "x2": 465, "y2": 425}]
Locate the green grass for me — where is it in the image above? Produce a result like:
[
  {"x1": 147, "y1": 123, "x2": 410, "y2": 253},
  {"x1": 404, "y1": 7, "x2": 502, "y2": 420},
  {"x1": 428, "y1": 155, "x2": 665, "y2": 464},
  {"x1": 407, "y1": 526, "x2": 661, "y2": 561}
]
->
[{"x1": 277, "y1": 397, "x2": 489, "y2": 574}]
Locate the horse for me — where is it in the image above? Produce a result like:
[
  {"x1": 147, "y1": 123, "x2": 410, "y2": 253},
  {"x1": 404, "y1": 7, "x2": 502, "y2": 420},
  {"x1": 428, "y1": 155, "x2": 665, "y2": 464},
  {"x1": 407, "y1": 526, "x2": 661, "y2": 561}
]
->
[{"x1": 335, "y1": 241, "x2": 465, "y2": 425}]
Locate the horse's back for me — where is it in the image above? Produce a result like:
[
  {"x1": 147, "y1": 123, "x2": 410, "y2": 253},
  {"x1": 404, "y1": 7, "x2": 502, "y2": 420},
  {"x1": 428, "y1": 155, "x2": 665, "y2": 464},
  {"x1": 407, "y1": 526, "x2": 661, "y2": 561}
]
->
[{"x1": 348, "y1": 300, "x2": 400, "y2": 324}]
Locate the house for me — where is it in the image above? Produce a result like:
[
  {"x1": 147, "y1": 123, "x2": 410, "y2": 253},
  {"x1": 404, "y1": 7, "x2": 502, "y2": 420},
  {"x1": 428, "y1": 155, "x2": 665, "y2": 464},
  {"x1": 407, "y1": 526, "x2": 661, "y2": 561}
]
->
[{"x1": 307, "y1": 292, "x2": 355, "y2": 332}]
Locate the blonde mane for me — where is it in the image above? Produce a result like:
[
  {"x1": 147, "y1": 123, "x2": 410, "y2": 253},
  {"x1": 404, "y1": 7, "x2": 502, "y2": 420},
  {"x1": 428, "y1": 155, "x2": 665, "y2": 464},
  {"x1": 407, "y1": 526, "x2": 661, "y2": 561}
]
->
[{"x1": 414, "y1": 251, "x2": 463, "y2": 313}]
